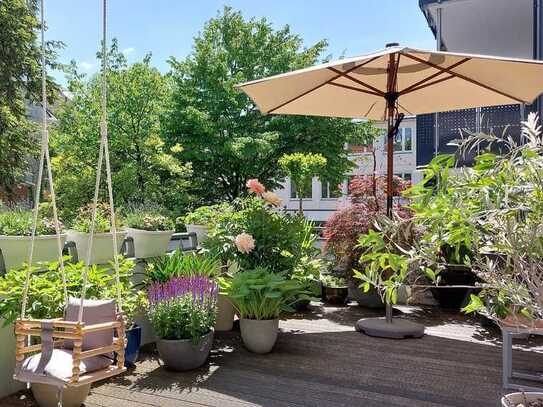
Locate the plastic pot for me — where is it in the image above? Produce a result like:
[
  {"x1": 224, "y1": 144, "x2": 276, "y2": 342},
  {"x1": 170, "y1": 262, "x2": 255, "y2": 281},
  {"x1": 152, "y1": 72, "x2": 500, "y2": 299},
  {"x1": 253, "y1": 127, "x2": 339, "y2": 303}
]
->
[
  {"x1": 66, "y1": 230, "x2": 126, "y2": 265},
  {"x1": 240, "y1": 319, "x2": 279, "y2": 354},
  {"x1": 125, "y1": 228, "x2": 173, "y2": 259},
  {"x1": 0, "y1": 234, "x2": 66, "y2": 272},
  {"x1": 32, "y1": 383, "x2": 91, "y2": 407}
]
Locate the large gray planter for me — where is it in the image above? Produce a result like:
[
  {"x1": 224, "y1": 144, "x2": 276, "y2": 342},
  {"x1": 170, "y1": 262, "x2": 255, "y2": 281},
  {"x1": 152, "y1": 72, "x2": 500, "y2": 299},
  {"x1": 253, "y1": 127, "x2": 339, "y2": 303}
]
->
[
  {"x1": 32, "y1": 383, "x2": 91, "y2": 407},
  {"x1": 156, "y1": 330, "x2": 214, "y2": 371},
  {"x1": 240, "y1": 319, "x2": 279, "y2": 354},
  {"x1": 501, "y1": 392, "x2": 543, "y2": 406}
]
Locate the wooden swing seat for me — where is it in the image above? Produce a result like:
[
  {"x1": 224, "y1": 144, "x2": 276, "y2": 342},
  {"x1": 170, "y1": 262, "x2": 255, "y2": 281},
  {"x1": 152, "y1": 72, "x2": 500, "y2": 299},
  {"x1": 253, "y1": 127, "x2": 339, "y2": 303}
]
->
[{"x1": 15, "y1": 317, "x2": 126, "y2": 387}]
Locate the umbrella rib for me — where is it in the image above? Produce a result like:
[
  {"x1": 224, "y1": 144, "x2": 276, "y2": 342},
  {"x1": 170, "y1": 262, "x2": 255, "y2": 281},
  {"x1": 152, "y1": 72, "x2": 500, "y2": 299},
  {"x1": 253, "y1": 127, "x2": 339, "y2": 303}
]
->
[
  {"x1": 267, "y1": 56, "x2": 382, "y2": 114},
  {"x1": 399, "y1": 58, "x2": 470, "y2": 95},
  {"x1": 401, "y1": 53, "x2": 527, "y2": 104},
  {"x1": 328, "y1": 82, "x2": 382, "y2": 96},
  {"x1": 401, "y1": 74, "x2": 456, "y2": 95},
  {"x1": 328, "y1": 67, "x2": 385, "y2": 96}
]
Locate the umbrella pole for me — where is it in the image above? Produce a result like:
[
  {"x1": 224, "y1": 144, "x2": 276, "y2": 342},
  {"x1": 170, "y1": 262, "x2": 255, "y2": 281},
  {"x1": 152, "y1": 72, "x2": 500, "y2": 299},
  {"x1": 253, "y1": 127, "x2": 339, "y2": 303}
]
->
[{"x1": 355, "y1": 50, "x2": 424, "y2": 338}]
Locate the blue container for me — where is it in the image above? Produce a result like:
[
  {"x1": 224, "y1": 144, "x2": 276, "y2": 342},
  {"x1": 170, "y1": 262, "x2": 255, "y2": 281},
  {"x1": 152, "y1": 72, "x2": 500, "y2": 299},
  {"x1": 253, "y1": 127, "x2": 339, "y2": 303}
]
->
[{"x1": 124, "y1": 325, "x2": 142, "y2": 367}]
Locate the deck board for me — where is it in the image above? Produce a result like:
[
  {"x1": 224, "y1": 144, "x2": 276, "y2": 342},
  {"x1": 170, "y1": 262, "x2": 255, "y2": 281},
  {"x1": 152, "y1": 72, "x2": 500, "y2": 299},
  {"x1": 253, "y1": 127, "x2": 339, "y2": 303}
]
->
[{"x1": 3, "y1": 303, "x2": 543, "y2": 406}]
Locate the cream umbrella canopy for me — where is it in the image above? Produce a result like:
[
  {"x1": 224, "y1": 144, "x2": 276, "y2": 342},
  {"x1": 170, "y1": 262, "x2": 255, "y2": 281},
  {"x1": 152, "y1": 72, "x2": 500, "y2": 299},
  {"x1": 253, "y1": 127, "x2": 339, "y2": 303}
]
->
[
  {"x1": 238, "y1": 44, "x2": 543, "y2": 214},
  {"x1": 237, "y1": 44, "x2": 543, "y2": 338}
]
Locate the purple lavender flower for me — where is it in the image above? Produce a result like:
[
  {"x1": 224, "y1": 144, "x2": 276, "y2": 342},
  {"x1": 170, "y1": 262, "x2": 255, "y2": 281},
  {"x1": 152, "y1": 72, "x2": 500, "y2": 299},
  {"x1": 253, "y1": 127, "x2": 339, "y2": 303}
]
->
[{"x1": 147, "y1": 276, "x2": 218, "y2": 309}]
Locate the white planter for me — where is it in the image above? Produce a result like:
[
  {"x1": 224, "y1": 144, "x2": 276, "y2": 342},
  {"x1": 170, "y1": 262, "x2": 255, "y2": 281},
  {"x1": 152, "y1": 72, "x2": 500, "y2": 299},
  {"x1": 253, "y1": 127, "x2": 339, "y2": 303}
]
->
[
  {"x1": 66, "y1": 230, "x2": 126, "y2": 265},
  {"x1": 126, "y1": 228, "x2": 173, "y2": 259},
  {"x1": 185, "y1": 224, "x2": 209, "y2": 246},
  {"x1": 32, "y1": 382, "x2": 91, "y2": 407},
  {"x1": 240, "y1": 318, "x2": 279, "y2": 354},
  {"x1": 0, "y1": 320, "x2": 25, "y2": 399},
  {"x1": 215, "y1": 294, "x2": 235, "y2": 332},
  {"x1": 0, "y1": 234, "x2": 67, "y2": 272},
  {"x1": 502, "y1": 392, "x2": 543, "y2": 406}
]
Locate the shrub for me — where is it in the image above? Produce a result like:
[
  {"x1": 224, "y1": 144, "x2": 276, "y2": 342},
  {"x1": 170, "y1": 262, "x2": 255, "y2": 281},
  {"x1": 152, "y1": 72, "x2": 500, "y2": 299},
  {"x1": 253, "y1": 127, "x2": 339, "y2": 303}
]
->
[
  {"x1": 71, "y1": 202, "x2": 121, "y2": 233},
  {"x1": 223, "y1": 267, "x2": 308, "y2": 320},
  {"x1": 205, "y1": 196, "x2": 318, "y2": 275},
  {"x1": 0, "y1": 257, "x2": 141, "y2": 326},
  {"x1": 147, "y1": 276, "x2": 217, "y2": 341},
  {"x1": 182, "y1": 203, "x2": 233, "y2": 228},
  {"x1": 123, "y1": 204, "x2": 174, "y2": 231},
  {"x1": 0, "y1": 204, "x2": 63, "y2": 236}
]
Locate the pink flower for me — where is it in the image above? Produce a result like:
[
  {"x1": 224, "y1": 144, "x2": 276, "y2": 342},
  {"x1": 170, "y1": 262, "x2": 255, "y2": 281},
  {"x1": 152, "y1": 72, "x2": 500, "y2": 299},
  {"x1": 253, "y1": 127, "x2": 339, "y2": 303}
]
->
[
  {"x1": 262, "y1": 191, "x2": 282, "y2": 207},
  {"x1": 246, "y1": 179, "x2": 265, "y2": 195},
  {"x1": 235, "y1": 233, "x2": 255, "y2": 254}
]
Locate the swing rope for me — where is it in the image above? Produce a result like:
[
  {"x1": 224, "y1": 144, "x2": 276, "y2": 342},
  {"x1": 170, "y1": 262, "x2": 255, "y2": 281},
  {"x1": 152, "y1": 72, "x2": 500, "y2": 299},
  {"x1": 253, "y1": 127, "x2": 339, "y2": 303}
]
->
[
  {"x1": 78, "y1": 0, "x2": 123, "y2": 323},
  {"x1": 20, "y1": 0, "x2": 68, "y2": 319}
]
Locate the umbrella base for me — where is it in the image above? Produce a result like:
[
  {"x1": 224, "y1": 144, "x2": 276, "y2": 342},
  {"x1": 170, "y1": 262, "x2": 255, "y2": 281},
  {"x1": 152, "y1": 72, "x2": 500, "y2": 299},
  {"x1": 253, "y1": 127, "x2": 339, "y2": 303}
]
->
[{"x1": 355, "y1": 317, "x2": 424, "y2": 339}]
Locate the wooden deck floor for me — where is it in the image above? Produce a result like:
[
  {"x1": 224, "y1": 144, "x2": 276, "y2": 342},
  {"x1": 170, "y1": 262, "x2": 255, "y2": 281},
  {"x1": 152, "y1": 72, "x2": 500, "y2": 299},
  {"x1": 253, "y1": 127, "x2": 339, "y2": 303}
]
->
[{"x1": 4, "y1": 303, "x2": 543, "y2": 407}]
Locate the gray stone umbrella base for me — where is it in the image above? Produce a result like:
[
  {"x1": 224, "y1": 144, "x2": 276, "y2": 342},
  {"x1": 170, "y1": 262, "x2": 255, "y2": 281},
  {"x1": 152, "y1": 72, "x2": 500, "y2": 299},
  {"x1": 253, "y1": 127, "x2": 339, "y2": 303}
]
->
[{"x1": 355, "y1": 317, "x2": 425, "y2": 339}]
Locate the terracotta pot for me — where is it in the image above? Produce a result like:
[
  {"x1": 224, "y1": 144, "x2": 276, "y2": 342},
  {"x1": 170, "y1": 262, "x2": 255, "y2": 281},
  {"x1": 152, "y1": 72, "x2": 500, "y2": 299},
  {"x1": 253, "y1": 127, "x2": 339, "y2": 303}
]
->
[
  {"x1": 32, "y1": 383, "x2": 91, "y2": 407},
  {"x1": 156, "y1": 330, "x2": 214, "y2": 371},
  {"x1": 240, "y1": 319, "x2": 278, "y2": 354},
  {"x1": 125, "y1": 228, "x2": 173, "y2": 259}
]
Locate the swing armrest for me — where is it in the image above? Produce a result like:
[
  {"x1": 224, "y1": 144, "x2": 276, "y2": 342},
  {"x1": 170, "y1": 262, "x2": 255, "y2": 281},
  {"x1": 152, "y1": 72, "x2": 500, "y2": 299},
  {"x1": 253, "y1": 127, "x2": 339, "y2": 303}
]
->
[{"x1": 82, "y1": 320, "x2": 122, "y2": 333}]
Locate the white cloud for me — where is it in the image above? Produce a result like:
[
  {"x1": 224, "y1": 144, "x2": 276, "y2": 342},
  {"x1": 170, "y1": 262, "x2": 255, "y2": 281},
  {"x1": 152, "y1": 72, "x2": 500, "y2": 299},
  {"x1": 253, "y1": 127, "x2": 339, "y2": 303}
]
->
[
  {"x1": 78, "y1": 61, "x2": 95, "y2": 71},
  {"x1": 122, "y1": 47, "x2": 135, "y2": 56}
]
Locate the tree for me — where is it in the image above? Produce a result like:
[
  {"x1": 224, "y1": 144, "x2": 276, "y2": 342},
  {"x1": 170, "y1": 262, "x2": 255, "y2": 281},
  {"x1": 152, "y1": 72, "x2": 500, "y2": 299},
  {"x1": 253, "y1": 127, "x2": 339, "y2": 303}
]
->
[
  {"x1": 165, "y1": 7, "x2": 375, "y2": 206},
  {"x1": 0, "y1": 0, "x2": 61, "y2": 198},
  {"x1": 278, "y1": 153, "x2": 327, "y2": 215},
  {"x1": 51, "y1": 41, "x2": 192, "y2": 218}
]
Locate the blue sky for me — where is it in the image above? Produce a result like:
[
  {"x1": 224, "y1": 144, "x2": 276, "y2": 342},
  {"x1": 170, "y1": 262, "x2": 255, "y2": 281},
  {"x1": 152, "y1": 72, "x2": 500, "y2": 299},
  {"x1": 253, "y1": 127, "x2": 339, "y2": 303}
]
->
[{"x1": 45, "y1": 0, "x2": 436, "y2": 84}]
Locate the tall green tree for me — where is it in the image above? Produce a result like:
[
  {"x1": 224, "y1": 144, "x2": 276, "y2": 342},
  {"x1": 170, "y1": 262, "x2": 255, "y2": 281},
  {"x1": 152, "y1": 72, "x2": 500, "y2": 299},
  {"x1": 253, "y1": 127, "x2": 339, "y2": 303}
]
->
[
  {"x1": 51, "y1": 41, "x2": 192, "y2": 218},
  {"x1": 0, "y1": 0, "x2": 60, "y2": 198},
  {"x1": 165, "y1": 7, "x2": 374, "y2": 205}
]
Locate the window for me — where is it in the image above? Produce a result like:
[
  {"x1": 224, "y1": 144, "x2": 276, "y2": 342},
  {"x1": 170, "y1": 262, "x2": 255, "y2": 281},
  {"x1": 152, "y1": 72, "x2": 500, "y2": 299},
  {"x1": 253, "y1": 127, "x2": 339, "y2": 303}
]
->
[
  {"x1": 386, "y1": 127, "x2": 413, "y2": 152},
  {"x1": 290, "y1": 179, "x2": 312, "y2": 199},
  {"x1": 321, "y1": 180, "x2": 342, "y2": 199},
  {"x1": 395, "y1": 172, "x2": 412, "y2": 181}
]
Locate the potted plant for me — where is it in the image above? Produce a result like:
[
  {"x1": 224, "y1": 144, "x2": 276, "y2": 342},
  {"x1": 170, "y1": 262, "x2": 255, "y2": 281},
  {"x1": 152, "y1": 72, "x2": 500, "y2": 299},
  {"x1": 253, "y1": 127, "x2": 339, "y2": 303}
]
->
[
  {"x1": 501, "y1": 392, "x2": 543, "y2": 407},
  {"x1": 291, "y1": 256, "x2": 322, "y2": 311},
  {"x1": 121, "y1": 290, "x2": 147, "y2": 367},
  {"x1": 0, "y1": 258, "x2": 136, "y2": 407},
  {"x1": 66, "y1": 203, "x2": 126, "y2": 265},
  {"x1": 320, "y1": 273, "x2": 348, "y2": 305},
  {"x1": 124, "y1": 206, "x2": 174, "y2": 259},
  {"x1": 323, "y1": 175, "x2": 411, "y2": 308},
  {"x1": 0, "y1": 205, "x2": 66, "y2": 272},
  {"x1": 224, "y1": 267, "x2": 307, "y2": 354},
  {"x1": 182, "y1": 203, "x2": 232, "y2": 245},
  {"x1": 147, "y1": 276, "x2": 217, "y2": 371}
]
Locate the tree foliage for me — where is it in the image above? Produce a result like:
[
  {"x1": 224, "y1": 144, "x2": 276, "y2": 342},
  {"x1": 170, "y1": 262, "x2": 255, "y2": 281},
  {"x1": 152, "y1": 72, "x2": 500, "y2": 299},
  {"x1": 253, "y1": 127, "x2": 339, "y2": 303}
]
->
[
  {"x1": 0, "y1": 0, "x2": 60, "y2": 197},
  {"x1": 51, "y1": 41, "x2": 192, "y2": 218},
  {"x1": 165, "y1": 7, "x2": 375, "y2": 205}
]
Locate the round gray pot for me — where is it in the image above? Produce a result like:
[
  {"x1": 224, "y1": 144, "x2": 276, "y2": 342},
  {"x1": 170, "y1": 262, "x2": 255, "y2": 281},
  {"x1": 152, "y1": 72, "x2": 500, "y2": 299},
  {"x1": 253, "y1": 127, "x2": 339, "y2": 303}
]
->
[
  {"x1": 32, "y1": 383, "x2": 91, "y2": 407},
  {"x1": 240, "y1": 319, "x2": 279, "y2": 354},
  {"x1": 156, "y1": 330, "x2": 214, "y2": 371}
]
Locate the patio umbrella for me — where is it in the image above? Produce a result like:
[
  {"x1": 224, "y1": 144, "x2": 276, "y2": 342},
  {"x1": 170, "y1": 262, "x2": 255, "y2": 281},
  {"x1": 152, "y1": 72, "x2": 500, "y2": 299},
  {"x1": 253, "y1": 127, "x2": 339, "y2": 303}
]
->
[{"x1": 237, "y1": 43, "x2": 543, "y2": 338}]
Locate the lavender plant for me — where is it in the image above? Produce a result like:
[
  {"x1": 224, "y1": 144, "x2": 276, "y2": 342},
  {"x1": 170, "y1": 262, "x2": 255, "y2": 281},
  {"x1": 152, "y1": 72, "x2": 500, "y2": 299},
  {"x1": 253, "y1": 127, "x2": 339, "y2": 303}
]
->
[{"x1": 147, "y1": 276, "x2": 218, "y2": 341}]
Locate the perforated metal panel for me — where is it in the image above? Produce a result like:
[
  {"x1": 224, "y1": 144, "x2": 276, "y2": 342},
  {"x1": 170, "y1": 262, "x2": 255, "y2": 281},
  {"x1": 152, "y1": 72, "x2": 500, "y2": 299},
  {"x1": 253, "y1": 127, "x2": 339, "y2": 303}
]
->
[{"x1": 416, "y1": 113, "x2": 435, "y2": 166}]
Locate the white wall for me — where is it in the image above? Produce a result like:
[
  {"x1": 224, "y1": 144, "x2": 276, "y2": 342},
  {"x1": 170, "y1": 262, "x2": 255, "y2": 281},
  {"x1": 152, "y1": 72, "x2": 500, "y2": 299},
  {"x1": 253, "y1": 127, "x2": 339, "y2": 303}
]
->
[{"x1": 274, "y1": 117, "x2": 421, "y2": 222}]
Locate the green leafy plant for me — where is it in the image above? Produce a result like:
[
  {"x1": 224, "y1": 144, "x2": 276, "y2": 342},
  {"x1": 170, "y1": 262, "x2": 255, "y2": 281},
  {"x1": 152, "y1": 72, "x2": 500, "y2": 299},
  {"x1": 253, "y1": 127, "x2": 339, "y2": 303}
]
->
[
  {"x1": 205, "y1": 196, "x2": 318, "y2": 276},
  {"x1": 123, "y1": 204, "x2": 174, "y2": 231},
  {"x1": 320, "y1": 273, "x2": 347, "y2": 288},
  {"x1": 71, "y1": 202, "x2": 120, "y2": 233},
  {"x1": 143, "y1": 250, "x2": 221, "y2": 285},
  {"x1": 223, "y1": 267, "x2": 309, "y2": 320},
  {"x1": 0, "y1": 204, "x2": 63, "y2": 236},
  {"x1": 182, "y1": 203, "x2": 233, "y2": 227},
  {"x1": 0, "y1": 257, "x2": 142, "y2": 327}
]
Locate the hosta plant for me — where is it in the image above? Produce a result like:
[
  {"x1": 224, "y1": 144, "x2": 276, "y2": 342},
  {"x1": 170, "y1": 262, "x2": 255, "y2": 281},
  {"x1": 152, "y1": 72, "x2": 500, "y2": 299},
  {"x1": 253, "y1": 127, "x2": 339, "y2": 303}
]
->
[{"x1": 223, "y1": 267, "x2": 309, "y2": 320}]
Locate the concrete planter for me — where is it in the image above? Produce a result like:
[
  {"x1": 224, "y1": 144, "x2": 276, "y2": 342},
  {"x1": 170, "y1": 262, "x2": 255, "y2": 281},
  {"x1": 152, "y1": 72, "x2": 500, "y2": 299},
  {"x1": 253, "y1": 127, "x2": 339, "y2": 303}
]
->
[
  {"x1": 0, "y1": 234, "x2": 66, "y2": 272},
  {"x1": 501, "y1": 392, "x2": 543, "y2": 406},
  {"x1": 66, "y1": 230, "x2": 126, "y2": 265},
  {"x1": 215, "y1": 294, "x2": 234, "y2": 331},
  {"x1": 125, "y1": 228, "x2": 173, "y2": 259},
  {"x1": 0, "y1": 320, "x2": 24, "y2": 399},
  {"x1": 156, "y1": 330, "x2": 214, "y2": 371},
  {"x1": 31, "y1": 383, "x2": 91, "y2": 407},
  {"x1": 240, "y1": 318, "x2": 279, "y2": 354},
  {"x1": 185, "y1": 224, "x2": 209, "y2": 246}
]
